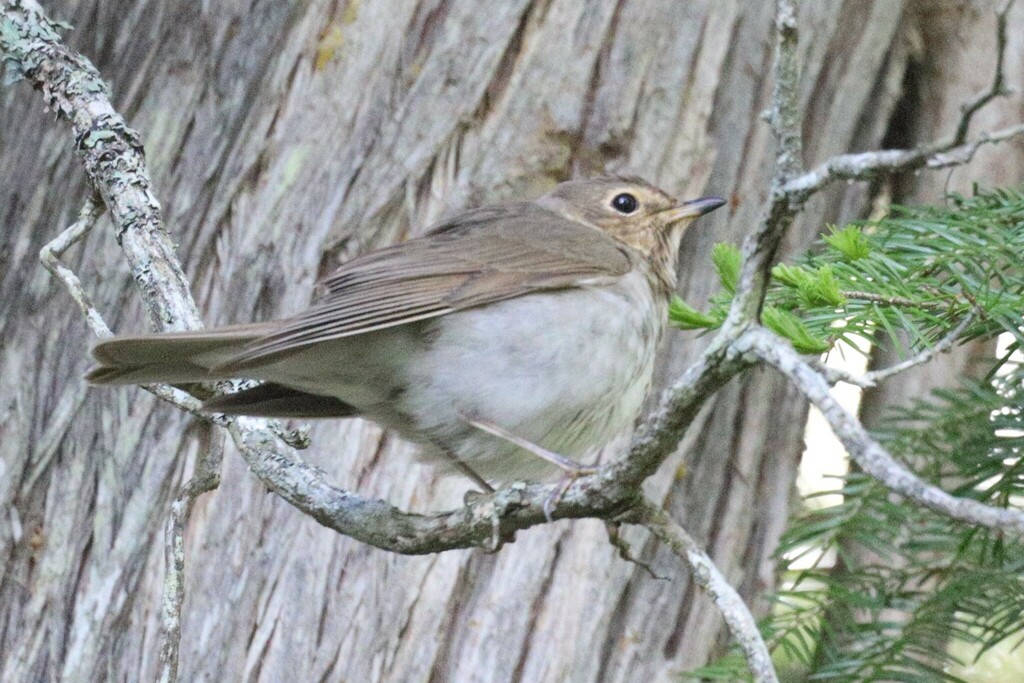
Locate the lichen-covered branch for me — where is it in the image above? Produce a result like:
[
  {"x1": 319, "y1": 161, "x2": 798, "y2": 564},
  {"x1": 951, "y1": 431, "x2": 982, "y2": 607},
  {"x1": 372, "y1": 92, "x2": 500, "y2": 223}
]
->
[
  {"x1": 227, "y1": 417, "x2": 647, "y2": 553},
  {"x1": 157, "y1": 428, "x2": 223, "y2": 683},
  {"x1": 627, "y1": 500, "x2": 779, "y2": 683},
  {"x1": 739, "y1": 326, "x2": 1024, "y2": 537},
  {"x1": 2, "y1": 0, "x2": 200, "y2": 331}
]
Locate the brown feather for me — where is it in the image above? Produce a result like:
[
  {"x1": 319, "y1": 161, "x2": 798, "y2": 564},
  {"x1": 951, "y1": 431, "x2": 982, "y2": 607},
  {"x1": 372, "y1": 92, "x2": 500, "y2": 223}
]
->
[
  {"x1": 217, "y1": 203, "x2": 633, "y2": 371},
  {"x1": 87, "y1": 323, "x2": 275, "y2": 384},
  {"x1": 202, "y1": 383, "x2": 357, "y2": 418}
]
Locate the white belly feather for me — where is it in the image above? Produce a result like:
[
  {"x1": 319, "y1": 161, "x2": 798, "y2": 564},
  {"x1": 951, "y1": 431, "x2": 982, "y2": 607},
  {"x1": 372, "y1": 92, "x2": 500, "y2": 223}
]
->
[{"x1": 399, "y1": 268, "x2": 664, "y2": 480}]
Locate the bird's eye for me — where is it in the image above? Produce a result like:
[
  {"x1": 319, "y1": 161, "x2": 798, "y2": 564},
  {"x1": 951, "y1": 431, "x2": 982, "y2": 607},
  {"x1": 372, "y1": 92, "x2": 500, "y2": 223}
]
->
[{"x1": 610, "y1": 192, "x2": 639, "y2": 214}]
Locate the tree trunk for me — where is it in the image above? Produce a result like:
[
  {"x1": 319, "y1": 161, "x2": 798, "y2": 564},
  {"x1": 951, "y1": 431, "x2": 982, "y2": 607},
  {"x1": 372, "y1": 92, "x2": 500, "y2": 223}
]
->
[{"x1": 0, "y1": 1, "x2": 1017, "y2": 681}]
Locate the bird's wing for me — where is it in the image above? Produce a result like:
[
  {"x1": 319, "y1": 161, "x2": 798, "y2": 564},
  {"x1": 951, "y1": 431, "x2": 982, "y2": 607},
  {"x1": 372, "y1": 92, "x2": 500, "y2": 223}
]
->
[{"x1": 218, "y1": 203, "x2": 633, "y2": 370}]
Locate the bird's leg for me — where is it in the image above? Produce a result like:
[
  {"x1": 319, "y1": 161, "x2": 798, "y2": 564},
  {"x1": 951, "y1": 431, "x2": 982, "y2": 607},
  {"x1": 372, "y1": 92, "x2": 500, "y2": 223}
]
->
[
  {"x1": 460, "y1": 414, "x2": 596, "y2": 521},
  {"x1": 434, "y1": 444, "x2": 494, "y2": 494},
  {"x1": 462, "y1": 415, "x2": 595, "y2": 473}
]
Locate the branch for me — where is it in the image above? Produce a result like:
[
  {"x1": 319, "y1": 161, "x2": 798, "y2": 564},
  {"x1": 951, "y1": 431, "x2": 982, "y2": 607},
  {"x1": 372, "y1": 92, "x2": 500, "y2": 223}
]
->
[
  {"x1": 724, "y1": 0, "x2": 803, "y2": 326},
  {"x1": 782, "y1": 0, "x2": 1021, "y2": 204},
  {"x1": 227, "y1": 418, "x2": 647, "y2": 553},
  {"x1": 738, "y1": 327, "x2": 1024, "y2": 537},
  {"x1": 627, "y1": 500, "x2": 779, "y2": 683},
  {"x1": 782, "y1": 123, "x2": 1024, "y2": 201},
  {"x1": 157, "y1": 427, "x2": 223, "y2": 683},
  {"x1": 816, "y1": 313, "x2": 975, "y2": 388}
]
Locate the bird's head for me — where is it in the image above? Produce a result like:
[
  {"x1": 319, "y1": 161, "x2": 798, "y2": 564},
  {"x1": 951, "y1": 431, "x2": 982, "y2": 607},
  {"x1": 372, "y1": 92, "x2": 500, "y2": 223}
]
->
[{"x1": 538, "y1": 176, "x2": 725, "y2": 289}]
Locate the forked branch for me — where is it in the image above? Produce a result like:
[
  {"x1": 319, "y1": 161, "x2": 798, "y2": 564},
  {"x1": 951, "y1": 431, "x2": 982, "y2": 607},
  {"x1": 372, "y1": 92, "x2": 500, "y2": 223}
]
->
[{"x1": 739, "y1": 326, "x2": 1024, "y2": 537}]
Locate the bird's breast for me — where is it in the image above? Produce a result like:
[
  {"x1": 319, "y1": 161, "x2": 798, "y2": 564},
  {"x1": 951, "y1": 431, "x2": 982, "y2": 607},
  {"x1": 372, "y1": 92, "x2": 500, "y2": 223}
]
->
[{"x1": 399, "y1": 268, "x2": 666, "y2": 479}]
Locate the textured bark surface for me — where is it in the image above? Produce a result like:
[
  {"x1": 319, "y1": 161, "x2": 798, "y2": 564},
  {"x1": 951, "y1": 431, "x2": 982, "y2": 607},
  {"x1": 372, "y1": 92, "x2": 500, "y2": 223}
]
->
[{"x1": 0, "y1": 1, "x2": 1020, "y2": 681}]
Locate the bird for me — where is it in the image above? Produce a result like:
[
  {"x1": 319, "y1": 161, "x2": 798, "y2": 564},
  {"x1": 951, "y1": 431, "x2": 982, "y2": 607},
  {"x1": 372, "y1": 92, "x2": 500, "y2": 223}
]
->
[{"x1": 87, "y1": 176, "x2": 724, "y2": 490}]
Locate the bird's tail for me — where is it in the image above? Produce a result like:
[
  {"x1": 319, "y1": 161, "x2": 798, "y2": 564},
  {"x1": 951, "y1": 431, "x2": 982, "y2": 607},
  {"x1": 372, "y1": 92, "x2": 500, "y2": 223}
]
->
[{"x1": 85, "y1": 323, "x2": 273, "y2": 385}]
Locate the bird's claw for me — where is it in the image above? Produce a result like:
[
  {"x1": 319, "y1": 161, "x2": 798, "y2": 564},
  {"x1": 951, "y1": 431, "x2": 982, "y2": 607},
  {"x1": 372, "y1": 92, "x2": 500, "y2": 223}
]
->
[{"x1": 542, "y1": 463, "x2": 597, "y2": 523}]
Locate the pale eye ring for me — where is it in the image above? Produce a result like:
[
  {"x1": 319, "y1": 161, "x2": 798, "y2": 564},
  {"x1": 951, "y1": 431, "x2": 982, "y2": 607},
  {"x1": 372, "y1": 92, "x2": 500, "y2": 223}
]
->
[{"x1": 611, "y1": 192, "x2": 639, "y2": 214}]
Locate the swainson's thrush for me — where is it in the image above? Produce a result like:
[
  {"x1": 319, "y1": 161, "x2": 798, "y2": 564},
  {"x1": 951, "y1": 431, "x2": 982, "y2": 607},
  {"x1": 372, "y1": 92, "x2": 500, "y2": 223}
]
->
[{"x1": 88, "y1": 177, "x2": 724, "y2": 484}]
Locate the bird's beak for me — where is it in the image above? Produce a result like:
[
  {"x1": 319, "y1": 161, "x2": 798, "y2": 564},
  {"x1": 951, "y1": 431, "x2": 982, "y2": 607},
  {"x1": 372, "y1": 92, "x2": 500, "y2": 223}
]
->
[{"x1": 661, "y1": 196, "x2": 727, "y2": 222}]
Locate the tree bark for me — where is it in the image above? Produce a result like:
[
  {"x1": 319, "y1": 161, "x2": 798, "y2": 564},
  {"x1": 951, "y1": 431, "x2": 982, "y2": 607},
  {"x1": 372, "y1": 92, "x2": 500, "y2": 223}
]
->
[{"x1": 0, "y1": 1, "x2": 1018, "y2": 681}]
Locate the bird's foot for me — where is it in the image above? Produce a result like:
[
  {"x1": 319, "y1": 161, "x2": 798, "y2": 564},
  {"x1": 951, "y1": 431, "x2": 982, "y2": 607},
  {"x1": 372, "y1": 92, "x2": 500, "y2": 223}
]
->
[{"x1": 543, "y1": 464, "x2": 597, "y2": 523}]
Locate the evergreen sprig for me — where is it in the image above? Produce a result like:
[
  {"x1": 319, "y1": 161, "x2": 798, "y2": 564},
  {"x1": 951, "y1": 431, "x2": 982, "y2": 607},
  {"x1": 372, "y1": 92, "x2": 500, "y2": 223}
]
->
[
  {"x1": 687, "y1": 376, "x2": 1024, "y2": 683},
  {"x1": 681, "y1": 187, "x2": 1024, "y2": 682},
  {"x1": 671, "y1": 187, "x2": 1024, "y2": 366}
]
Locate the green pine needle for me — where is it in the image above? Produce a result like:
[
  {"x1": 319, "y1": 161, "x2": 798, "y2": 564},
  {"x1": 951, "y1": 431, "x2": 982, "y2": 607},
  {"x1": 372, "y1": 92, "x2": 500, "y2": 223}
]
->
[
  {"x1": 762, "y1": 306, "x2": 832, "y2": 354},
  {"x1": 668, "y1": 296, "x2": 724, "y2": 330},
  {"x1": 712, "y1": 242, "x2": 742, "y2": 294},
  {"x1": 824, "y1": 224, "x2": 872, "y2": 260},
  {"x1": 680, "y1": 186, "x2": 1024, "y2": 683}
]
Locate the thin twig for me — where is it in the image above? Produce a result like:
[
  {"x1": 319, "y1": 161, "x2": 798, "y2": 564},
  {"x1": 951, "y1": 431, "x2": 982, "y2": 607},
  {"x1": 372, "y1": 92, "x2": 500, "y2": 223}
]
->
[
  {"x1": 39, "y1": 197, "x2": 110, "y2": 336},
  {"x1": 808, "y1": 359, "x2": 875, "y2": 389},
  {"x1": 157, "y1": 426, "x2": 223, "y2": 683},
  {"x1": 841, "y1": 291, "x2": 928, "y2": 308},
  {"x1": 767, "y1": 0, "x2": 801, "y2": 181},
  {"x1": 779, "y1": 0, "x2": 1020, "y2": 206},
  {"x1": 783, "y1": 123, "x2": 1024, "y2": 201},
  {"x1": 739, "y1": 326, "x2": 1024, "y2": 537},
  {"x1": 724, "y1": 0, "x2": 803, "y2": 327},
  {"x1": 818, "y1": 313, "x2": 975, "y2": 388},
  {"x1": 604, "y1": 521, "x2": 667, "y2": 580},
  {"x1": 627, "y1": 500, "x2": 779, "y2": 683},
  {"x1": 953, "y1": 0, "x2": 1015, "y2": 146},
  {"x1": 863, "y1": 312, "x2": 975, "y2": 385},
  {"x1": 37, "y1": 197, "x2": 220, "y2": 419}
]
